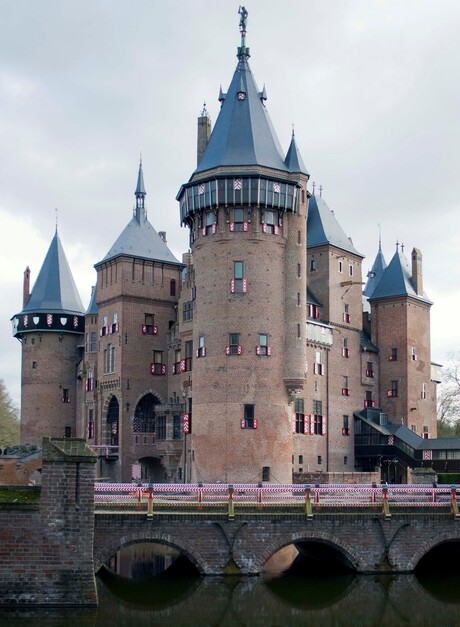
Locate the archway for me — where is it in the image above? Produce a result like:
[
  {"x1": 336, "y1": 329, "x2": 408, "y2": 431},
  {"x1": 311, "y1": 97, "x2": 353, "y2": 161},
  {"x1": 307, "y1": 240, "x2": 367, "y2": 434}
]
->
[
  {"x1": 106, "y1": 396, "x2": 119, "y2": 446},
  {"x1": 138, "y1": 456, "x2": 167, "y2": 482},
  {"x1": 133, "y1": 393, "x2": 160, "y2": 433}
]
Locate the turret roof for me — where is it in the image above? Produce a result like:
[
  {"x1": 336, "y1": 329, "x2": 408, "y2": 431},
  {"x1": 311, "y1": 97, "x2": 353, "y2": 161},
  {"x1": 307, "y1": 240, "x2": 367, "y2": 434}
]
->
[
  {"x1": 284, "y1": 131, "x2": 309, "y2": 175},
  {"x1": 98, "y1": 163, "x2": 181, "y2": 267},
  {"x1": 21, "y1": 231, "x2": 85, "y2": 315},
  {"x1": 363, "y1": 244, "x2": 387, "y2": 298},
  {"x1": 369, "y1": 249, "x2": 431, "y2": 303},
  {"x1": 307, "y1": 194, "x2": 363, "y2": 257},
  {"x1": 86, "y1": 285, "x2": 98, "y2": 315}
]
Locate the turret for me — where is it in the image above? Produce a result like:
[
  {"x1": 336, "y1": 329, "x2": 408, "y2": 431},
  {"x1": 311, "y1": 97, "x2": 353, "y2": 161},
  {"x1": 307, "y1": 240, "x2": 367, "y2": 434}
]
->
[{"x1": 176, "y1": 8, "x2": 309, "y2": 483}]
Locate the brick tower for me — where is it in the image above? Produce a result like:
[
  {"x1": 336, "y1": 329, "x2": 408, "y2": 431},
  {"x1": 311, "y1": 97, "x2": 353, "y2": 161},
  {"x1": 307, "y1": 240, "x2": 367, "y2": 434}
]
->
[
  {"x1": 11, "y1": 230, "x2": 85, "y2": 443},
  {"x1": 176, "y1": 9, "x2": 309, "y2": 483},
  {"x1": 368, "y1": 244, "x2": 436, "y2": 437},
  {"x1": 86, "y1": 161, "x2": 184, "y2": 481}
]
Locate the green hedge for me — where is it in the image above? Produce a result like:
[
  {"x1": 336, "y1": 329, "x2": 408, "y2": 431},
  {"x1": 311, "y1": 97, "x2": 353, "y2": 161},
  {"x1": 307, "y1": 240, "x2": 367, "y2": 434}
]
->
[{"x1": 437, "y1": 473, "x2": 460, "y2": 485}]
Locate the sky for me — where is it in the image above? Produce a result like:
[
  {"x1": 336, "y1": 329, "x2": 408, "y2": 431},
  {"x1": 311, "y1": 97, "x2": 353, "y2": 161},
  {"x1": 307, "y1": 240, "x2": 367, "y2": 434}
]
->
[{"x1": 1, "y1": 0, "x2": 460, "y2": 408}]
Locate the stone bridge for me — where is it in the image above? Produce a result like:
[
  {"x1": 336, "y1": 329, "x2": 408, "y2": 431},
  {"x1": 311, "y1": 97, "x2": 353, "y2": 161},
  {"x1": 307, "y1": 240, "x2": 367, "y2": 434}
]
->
[{"x1": 93, "y1": 510, "x2": 460, "y2": 575}]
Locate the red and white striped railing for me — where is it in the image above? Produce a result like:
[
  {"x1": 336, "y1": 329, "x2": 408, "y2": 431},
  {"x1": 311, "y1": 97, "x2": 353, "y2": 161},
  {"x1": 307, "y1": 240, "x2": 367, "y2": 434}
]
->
[{"x1": 94, "y1": 482, "x2": 460, "y2": 517}]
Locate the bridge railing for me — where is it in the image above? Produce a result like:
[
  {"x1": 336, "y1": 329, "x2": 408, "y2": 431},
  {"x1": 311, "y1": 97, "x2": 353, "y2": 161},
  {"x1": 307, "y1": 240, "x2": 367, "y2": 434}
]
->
[{"x1": 94, "y1": 482, "x2": 460, "y2": 518}]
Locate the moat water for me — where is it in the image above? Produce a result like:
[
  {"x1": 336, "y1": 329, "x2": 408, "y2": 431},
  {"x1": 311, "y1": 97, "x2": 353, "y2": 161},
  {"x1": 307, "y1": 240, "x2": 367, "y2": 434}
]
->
[{"x1": 2, "y1": 543, "x2": 460, "y2": 626}]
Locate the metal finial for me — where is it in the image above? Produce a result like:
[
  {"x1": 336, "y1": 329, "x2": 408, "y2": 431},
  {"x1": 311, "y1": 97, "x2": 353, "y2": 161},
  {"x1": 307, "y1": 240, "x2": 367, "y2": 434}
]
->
[
  {"x1": 396, "y1": 240, "x2": 399, "y2": 252},
  {"x1": 291, "y1": 123, "x2": 295, "y2": 138},
  {"x1": 319, "y1": 185, "x2": 323, "y2": 198},
  {"x1": 55, "y1": 208, "x2": 58, "y2": 233},
  {"x1": 378, "y1": 224, "x2": 382, "y2": 251},
  {"x1": 201, "y1": 101, "x2": 208, "y2": 117},
  {"x1": 312, "y1": 181, "x2": 316, "y2": 194},
  {"x1": 139, "y1": 148, "x2": 142, "y2": 167},
  {"x1": 401, "y1": 242, "x2": 405, "y2": 253}
]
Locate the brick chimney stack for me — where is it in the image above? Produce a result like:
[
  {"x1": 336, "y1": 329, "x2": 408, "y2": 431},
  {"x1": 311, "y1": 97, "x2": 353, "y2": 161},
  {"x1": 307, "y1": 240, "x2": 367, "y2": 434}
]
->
[
  {"x1": 197, "y1": 104, "x2": 211, "y2": 166},
  {"x1": 23, "y1": 266, "x2": 30, "y2": 307},
  {"x1": 411, "y1": 248, "x2": 423, "y2": 296}
]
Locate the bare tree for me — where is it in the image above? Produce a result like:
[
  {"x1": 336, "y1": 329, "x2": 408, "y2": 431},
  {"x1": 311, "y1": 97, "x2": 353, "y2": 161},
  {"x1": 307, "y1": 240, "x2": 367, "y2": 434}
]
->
[
  {"x1": 437, "y1": 353, "x2": 460, "y2": 436},
  {"x1": 0, "y1": 380, "x2": 20, "y2": 446}
]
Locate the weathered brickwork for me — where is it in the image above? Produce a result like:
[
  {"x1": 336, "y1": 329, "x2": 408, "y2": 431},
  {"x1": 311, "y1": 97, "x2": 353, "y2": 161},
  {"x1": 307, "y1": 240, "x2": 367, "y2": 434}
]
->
[{"x1": 0, "y1": 438, "x2": 97, "y2": 607}]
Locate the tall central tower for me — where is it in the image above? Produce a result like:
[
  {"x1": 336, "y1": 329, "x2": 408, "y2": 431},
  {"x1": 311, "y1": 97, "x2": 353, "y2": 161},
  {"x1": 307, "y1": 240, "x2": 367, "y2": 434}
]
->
[{"x1": 177, "y1": 9, "x2": 309, "y2": 483}]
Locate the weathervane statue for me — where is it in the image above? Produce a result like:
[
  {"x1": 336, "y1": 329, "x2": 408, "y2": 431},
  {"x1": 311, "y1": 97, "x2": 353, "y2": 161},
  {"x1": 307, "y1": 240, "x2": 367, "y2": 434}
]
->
[{"x1": 238, "y1": 5, "x2": 248, "y2": 46}]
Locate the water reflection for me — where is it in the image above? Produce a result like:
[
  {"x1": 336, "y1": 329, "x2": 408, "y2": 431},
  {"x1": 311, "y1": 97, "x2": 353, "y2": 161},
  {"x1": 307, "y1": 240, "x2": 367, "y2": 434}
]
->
[{"x1": 2, "y1": 546, "x2": 460, "y2": 626}]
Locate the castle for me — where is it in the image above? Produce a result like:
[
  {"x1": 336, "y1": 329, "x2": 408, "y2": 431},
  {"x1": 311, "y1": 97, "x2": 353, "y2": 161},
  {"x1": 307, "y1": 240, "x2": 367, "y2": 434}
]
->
[{"x1": 11, "y1": 10, "x2": 444, "y2": 484}]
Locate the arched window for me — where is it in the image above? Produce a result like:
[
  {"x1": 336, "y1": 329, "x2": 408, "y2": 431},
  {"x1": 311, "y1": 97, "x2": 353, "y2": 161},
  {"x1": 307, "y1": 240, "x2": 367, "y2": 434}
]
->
[
  {"x1": 133, "y1": 394, "x2": 160, "y2": 433},
  {"x1": 106, "y1": 396, "x2": 119, "y2": 445}
]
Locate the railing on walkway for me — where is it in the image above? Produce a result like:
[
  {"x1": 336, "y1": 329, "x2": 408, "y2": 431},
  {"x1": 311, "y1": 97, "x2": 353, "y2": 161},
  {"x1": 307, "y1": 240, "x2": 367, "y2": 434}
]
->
[{"x1": 94, "y1": 482, "x2": 460, "y2": 519}]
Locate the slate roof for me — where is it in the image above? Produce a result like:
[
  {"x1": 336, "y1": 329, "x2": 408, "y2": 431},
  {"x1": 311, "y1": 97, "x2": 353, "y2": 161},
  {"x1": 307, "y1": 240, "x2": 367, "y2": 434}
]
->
[
  {"x1": 307, "y1": 288, "x2": 321, "y2": 306},
  {"x1": 86, "y1": 286, "x2": 98, "y2": 315},
  {"x1": 284, "y1": 131, "x2": 309, "y2": 175},
  {"x1": 369, "y1": 250, "x2": 431, "y2": 303},
  {"x1": 360, "y1": 330, "x2": 378, "y2": 353},
  {"x1": 21, "y1": 231, "x2": 85, "y2": 315},
  {"x1": 307, "y1": 194, "x2": 363, "y2": 257},
  {"x1": 363, "y1": 245, "x2": 387, "y2": 298},
  {"x1": 98, "y1": 165, "x2": 182, "y2": 267},
  {"x1": 194, "y1": 53, "x2": 290, "y2": 175}
]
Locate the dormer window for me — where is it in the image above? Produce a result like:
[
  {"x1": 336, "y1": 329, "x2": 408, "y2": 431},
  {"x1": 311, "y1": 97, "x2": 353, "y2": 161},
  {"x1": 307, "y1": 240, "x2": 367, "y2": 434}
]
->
[{"x1": 238, "y1": 92, "x2": 246, "y2": 100}]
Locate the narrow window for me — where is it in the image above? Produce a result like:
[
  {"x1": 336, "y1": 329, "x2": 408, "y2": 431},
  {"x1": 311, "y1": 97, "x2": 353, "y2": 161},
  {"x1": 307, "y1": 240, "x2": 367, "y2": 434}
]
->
[
  {"x1": 342, "y1": 338, "x2": 349, "y2": 358},
  {"x1": 338, "y1": 260, "x2": 343, "y2": 273},
  {"x1": 256, "y1": 333, "x2": 270, "y2": 356},
  {"x1": 411, "y1": 347, "x2": 417, "y2": 361},
  {"x1": 262, "y1": 466, "x2": 271, "y2": 481},
  {"x1": 421, "y1": 382, "x2": 427, "y2": 399},
  {"x1": 343, "y1": 304, "x2": 350, "y2": 324},
  {"x1": 317, "y1": 456, "x2": 322, "y2": 465},
  {"x1": 342, "y1": 415, "x2": 349, "y2": 436},
  {"x1": 62, "y1": 388, "x2": 70, "y2": 404},
  {"x1": 197, "y1": 335, "x2": 206, "y2": 357},
  {"x1": 310, "y1": 258, "x2": 316, "y2": 271},
  {"x1": 295, "y1": 398, "x2": 305, "y2": 434},
  {"x1": 297, "y1": 263, "x2": 301, "y2": 278},
  {"x1": 156, "y1": 416, "x2": 166, "y2": 440},
  {"x1": 231, "y1": 207, "x2": 246, "y2": 232},
  {"x1": 313, "y1": 400, "x2": 323, "y2": 434},
  {"x1": 366, "y1": 361, "x2": 374, "y2": 378},
  {"x1": 390, "y1": 348, "x2": 398, "y2": 361},
  {"x1": 264, "y1": 210, "x2": 276, "y2": 234},
  {"x1": 231, "y1": 261, "x2": 247, "y2": 293},
  {"x1": 242, "y1": 404, "x2": 256, "y2": 429},
  {"x1": 342, "y1": 376, "x2": 350, "y2": 396},
  {"x1": 388, "y1": 380, "x2": 398, "y2": 398},
  {"x1": 299, "y1": 455, "x2": 303, "y2": 464},
  {"x1": 151, "y1": 351, "x2": 165, "y2": 376},
  {"x1": 170, "y1": 279, "x2": 176, "y2": 296},
  {"x1": 227, "y1": 333, "x2": 241, "y2": 355},
  {"x1": 349, "y1": 264, "x2": 353, "y2": 277}
]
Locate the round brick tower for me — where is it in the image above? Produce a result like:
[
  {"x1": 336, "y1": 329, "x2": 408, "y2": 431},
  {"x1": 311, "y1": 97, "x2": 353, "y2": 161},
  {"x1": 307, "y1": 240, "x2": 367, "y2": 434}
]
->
[
  {"x1": 177, "y1": 9, "x2": 309, "y2": 483},
  {"x1": 11, "y1": 230, "x2": 85, "y2": 444}
]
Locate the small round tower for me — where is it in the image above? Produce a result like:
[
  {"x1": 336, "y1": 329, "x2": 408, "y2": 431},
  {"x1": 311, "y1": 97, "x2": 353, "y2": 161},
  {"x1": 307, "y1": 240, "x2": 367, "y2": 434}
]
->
[{"x1": 11, "y1": 230, "x2": 85, "y2": 444}]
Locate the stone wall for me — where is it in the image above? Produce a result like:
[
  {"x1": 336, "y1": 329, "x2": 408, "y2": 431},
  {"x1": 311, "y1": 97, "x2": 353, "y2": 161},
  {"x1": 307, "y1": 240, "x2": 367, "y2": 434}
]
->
[
  {"x1": 0, "y1": 438, "x2": 97, "y2": 607},
  {"x1": 293, "y1": 470, "x2": 380, "y2": 484}
]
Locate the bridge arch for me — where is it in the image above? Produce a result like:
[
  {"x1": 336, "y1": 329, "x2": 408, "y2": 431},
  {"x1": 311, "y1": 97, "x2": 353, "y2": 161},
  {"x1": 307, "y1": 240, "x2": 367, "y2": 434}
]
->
[
  {"x1": 93, "y1": 529, "x2": 211, "y2": 575},
  {"x1": 405, "y1": 532, "x2": 460, "y2": 571},
  {"x1": 241, "y1": 529, "x2": 364, "y2": 574}
]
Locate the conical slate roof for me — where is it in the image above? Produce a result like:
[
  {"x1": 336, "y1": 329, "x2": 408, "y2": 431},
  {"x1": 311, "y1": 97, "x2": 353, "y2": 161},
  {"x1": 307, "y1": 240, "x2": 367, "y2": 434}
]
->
[
  {"x1": 363, "y1": 245, "x2": 387, "y2": 298},
  {"x1": 194, "y1": 54, "x2": 289, "y2": 175},
  {"x1": 369, "y1": 249, "x2": 431, "y2": 303},
  {"x1": 284, "y1": 131, "x2": 309, "y2": 175},
  {"x1": 99, "y1": 163, "x2": 181, "y2": 266},
  {"x1": 307, "y1": 194, "x2": 363, "y2": 257},
  {"x1": 86, "y1": 285, "x2": 98, "y2": 315},
  {"x1": 21, "y1": 231, "x2": 85, "y2": 315}
]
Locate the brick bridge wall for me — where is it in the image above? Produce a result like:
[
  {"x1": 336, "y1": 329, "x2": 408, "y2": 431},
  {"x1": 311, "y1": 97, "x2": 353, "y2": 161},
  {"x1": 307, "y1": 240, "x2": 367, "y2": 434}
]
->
[
  {"x1": 0, "y1": 438, "x2": 97, "y2": 607},
  {"x1": 93, "y1": 511, "x2": 460, "y2": 575}
]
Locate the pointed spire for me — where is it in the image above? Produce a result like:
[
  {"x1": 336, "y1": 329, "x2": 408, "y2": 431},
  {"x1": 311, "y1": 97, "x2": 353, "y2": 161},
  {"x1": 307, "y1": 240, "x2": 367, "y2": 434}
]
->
[
  {"x1": 363, "y1": 233, "x2": 388, "y2": 298},
  {"x1": 135, "y1": 156, "x2": 146, "y2": 222},
  {"x1": 284, "y1": 128, "x2": 309, "y2": 175}
]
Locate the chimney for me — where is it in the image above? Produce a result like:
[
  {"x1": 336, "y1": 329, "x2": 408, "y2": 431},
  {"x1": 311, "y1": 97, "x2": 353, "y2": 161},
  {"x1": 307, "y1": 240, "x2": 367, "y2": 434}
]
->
[
  {"x1": 411, "y1": 248, "x2": 423, "y2": 296},
  {"x1": 197, "y1": 105, "x2": 211, "y2": 166},
  {"x1": 23, "y1": 266, "x2": 30, "y2": 307}
]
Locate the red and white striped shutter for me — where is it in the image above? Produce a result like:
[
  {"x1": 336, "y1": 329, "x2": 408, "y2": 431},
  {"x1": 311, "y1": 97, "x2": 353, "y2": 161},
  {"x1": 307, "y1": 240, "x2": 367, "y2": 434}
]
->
[
  {"x1": 142, "y1": 324, "x2": 147, "y2": 334},
  {"x1": 274, "y1": 225, "x2": 279, "y2": 235},
  {"x1": 310, "y1": 414, "x2": 315, "y2": 435},
  {"x1": 225, "y1": 346, "x2": 230, "y2": 355},
  {"x1": 242, "y1": 278, "x2": 248, "y2": 292},
  {"x1": 267, "y1": 346, "x2": 272, "y2": 356},
  {"x1": 202, "y1": 347, "x2": 206, "y2": 357},
  {"x1": 256, "y1": 345, "x2": 261, "y2": 356},
  {"x1": 322, "y1": 419, "x2": 327, "y2": 436},
  {"x1": 253, "y1": 418, "x2": 258, "y2": 429},
  {"x1": 303, "y1": 419, "x2": 309, "y2": 435},
  {"x1": 230, "y1": 279, "x2": 235, "y2": 293},
  {"x1": 202, "y1": 227, "x2": 206, "y2": 236},
  {"x1": 230, "y1": 222, "x2": 235, "y2": 232},
  {"x1": 161, "y1": 364, "x2": 166, "y2": 375},
  {"x1": 212, "y1": 224, "x2": 217, "y2": 234},
  {"x1": 237, "y1": 345, "x2": 243, "y2": 355},
  {"x1": 180, "y1": 359, "x2": 186, "y2": 372},
  {"x1": 195, "y1": 349, "x2": 199, "y2": 358},
  {"x1": 292, "y1": 416, "x2": 296, "y2": 434},
  {"x1": 243, "y1": 222, "x2": 248, "y2": 232},
  {"x1": 240, "y1": 418, "x2": 246, "y2": 429},
  {"x1": 262, "y1": 224, "x2": 267, "y2": 233}
]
